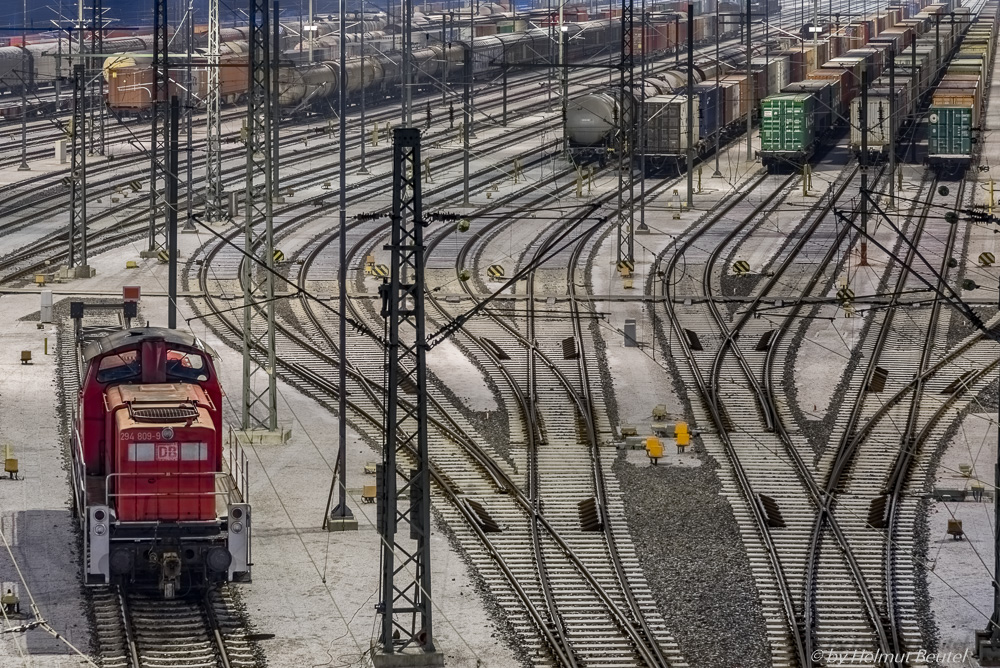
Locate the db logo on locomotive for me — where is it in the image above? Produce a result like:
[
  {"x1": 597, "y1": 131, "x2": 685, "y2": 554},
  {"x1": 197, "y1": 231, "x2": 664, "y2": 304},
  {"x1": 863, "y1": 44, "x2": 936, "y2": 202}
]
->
[{"x1": 155, "y1": 443, "x2": 179, "y2": 461}]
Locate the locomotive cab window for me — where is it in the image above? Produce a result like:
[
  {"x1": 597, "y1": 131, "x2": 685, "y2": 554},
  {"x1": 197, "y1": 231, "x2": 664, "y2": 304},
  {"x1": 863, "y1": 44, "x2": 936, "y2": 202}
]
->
[
  {"x1": 166, "y1": 350, "x2": 209, "y2": 382},
  {"x1": 181, "y1": 442, "x2": 209, "y2": 461},
  {"x1": 97, "y1": 351, "x2": 141, "y2": 383}
]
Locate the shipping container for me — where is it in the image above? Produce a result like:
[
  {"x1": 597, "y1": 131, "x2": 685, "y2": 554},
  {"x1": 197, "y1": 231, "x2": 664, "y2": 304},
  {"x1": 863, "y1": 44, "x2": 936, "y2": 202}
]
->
[
  {"x1": 718, "y1": 80, "x2": 741, "y2": 125},
  {"x1": 782, "y1": 79, "x2": 840, "y2": 135},
  {"x1": 850, "y1": 85, "x2": 908, "y2": 150},
  {"x1": 928, "y1": 106, "x2": 973, "y2": 156},
  {"x1": 693, "y1": 82, "x2": 722, "y2": 136},
  {"x1": 644, "y1": 94, "x2": 700, "y2": 153},
  {"x1": 760, "y1": 93, "x2": 815, "y2": 154},
  {"x1": 808, "y1": 68, "x2": 856, "y2": 109},
  {"x1": 722, "y1": 73, "x2": 752, "y2": 118},
  {"x1": 750, "y1": 55, "x2": 791, "y2": 95}
]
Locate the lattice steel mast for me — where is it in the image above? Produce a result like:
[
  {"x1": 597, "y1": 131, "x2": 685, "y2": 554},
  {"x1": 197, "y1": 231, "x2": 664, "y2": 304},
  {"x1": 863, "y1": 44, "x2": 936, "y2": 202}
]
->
[
  {"x1": 69, "y1": 64, "x2": 87, "y2": 271},
  {"x1": 241, "y1": 0, "x2": 279, "y2": 431},
  {"x1": 376, "y1": 128, "x2": 436, "y2": 660},
  {"x1": 89, "y1": 0, "x2": 105, "y2": 156},
  {"x1": 146, "y1": 0, "x2": 168, "y2": 253},
  {"x1": 616, "y1": 0, "x2": 635, "y2": 264},
  {"x1": 204, "y1": 0, "x2": 224, "y2": 221}
]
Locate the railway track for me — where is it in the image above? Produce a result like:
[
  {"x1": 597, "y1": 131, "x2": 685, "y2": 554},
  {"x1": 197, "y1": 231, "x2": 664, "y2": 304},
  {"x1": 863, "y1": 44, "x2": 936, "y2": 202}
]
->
[
  {"x1": 186, "y1": 89, "x2": 735, "y2": 663},
  {"x1": 653, "y1": 161, "x2": 932, "y2": 665},
  {"x1": 88, "y1": 586, "x2": 255, "y2": 668}
]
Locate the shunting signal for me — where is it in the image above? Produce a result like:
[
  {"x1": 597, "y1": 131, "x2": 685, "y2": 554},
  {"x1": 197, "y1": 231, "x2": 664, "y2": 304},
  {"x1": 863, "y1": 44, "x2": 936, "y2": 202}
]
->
[{"x1": 487, "y1": 264, "x2": 505, "y2": 280}]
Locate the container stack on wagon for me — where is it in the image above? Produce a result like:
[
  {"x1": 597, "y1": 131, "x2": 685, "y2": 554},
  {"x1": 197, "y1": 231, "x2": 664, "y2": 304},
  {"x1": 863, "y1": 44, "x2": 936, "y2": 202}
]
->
[
  {"x1": 756, "y1": 0, "x2": 978, "y2": 168},
  {"x1": 927, "y1": 0, "x2": 999, "y2": 173},
  {"x1": 563, "y1": 7, "x2": 745, "y2": 168}
]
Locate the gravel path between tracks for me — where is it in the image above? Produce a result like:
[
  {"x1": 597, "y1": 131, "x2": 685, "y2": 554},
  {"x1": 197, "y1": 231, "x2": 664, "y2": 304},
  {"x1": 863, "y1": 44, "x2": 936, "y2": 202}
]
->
[
  {"x1": 610, "y1": 450, "x2": 772, "y2": 668},
  {"x1": 588, "y1": 284, "x2": 771, "y2": 668}
]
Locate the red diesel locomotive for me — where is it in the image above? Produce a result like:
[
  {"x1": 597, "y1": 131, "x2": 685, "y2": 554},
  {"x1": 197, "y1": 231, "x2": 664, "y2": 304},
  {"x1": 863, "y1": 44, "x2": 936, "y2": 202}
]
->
[{"x1": 71, "y1": 325, "x2": 250, "y2": 598}]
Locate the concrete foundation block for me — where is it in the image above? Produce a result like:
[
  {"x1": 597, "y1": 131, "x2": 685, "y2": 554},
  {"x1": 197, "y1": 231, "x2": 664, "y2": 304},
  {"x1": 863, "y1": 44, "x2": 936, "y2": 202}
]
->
[
  {"x1": 978, "y1": 630, "x2": 1000, "y2": 665},
  {"x1": 234, "y1": 428, "x2": 292, "y2": 446},
  {"x1": 372, "y1": 649, "x2": 445, "y2": 668},
  {"x1": 326, "y1": 517, "x2": 359, "y2": 532}
]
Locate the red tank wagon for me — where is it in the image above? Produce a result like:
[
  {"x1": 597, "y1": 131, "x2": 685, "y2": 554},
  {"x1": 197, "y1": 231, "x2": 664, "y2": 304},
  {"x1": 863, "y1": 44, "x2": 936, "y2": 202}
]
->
[{"x1": 71, "y1": 326, "x2": 250, "y2": 598}]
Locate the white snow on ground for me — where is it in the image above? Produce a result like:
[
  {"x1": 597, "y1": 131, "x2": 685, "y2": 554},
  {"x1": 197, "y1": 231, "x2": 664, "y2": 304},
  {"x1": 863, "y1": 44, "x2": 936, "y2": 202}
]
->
[
  {"x1": 0, "y1": 295, "x2": 90, "y2": 667},
  {"x1": 427, "y1": 338, "x2": 498, "y2": 412},
  {"x1": 927, "y1": 411, "x2": 997, "y2": 666},
  {"x1": 791, "y1": 305, "x2": 866, "y2": 420}
]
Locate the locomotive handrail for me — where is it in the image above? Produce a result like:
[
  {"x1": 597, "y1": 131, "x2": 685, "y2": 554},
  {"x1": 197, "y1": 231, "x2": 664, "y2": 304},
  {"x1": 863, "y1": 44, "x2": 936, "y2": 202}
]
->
[
  {"x1": 71, "y1": 419, "x2": 88, "y2": 520},
  {"x1": 103, "y1": 471, "x2": 243, "y2": 507},
  {"x1": 224, "y1": 431, "x2": 249, "y2": 505}
]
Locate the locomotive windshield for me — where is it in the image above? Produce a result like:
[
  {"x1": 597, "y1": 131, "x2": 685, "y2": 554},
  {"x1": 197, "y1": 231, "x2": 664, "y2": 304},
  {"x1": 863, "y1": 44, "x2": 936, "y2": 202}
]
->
[
  {"x1": 97, "y1": 351, "x2": 140, "y2": 383},
  {"x1": 166, "y1": 350, "x2": 209, "y2": 382},
  {"x1": 95, "y1": 349, "x2": 209, "y2": 383}
]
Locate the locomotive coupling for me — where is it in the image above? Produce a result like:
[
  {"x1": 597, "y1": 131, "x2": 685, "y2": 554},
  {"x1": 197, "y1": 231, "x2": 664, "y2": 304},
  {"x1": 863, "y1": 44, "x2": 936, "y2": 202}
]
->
[{"x1": 161, "y1": 551, "x2": 182, "y2": 599}]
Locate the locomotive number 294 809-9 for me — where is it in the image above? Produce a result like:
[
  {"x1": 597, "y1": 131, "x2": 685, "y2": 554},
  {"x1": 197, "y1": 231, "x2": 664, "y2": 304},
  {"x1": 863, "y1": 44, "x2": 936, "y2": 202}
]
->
[{"x1": 121, "y1": 427, "x2": 175, "y2": 442}]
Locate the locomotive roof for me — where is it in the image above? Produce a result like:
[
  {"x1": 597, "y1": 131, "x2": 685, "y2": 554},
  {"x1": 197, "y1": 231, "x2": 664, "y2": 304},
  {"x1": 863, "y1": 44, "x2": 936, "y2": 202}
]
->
[{"x1": 83, "y1": 327, "x2": 218, "y2": 363}]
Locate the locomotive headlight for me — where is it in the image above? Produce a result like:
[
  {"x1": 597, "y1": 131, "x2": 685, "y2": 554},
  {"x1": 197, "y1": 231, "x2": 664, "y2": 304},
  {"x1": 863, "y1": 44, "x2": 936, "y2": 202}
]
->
[
  {"x1": 94, "y1": 523, "x2": 107, "y2": 536},
  {"x1": 231, "y1": 521, "x2": 243, "y2": 534}
]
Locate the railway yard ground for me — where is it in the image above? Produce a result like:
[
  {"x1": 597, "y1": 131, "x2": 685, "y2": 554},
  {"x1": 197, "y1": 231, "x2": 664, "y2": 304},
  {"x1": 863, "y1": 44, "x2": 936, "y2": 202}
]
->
[{"x1": 6, "y1": 1, "x2": 1000, "y2": 666}]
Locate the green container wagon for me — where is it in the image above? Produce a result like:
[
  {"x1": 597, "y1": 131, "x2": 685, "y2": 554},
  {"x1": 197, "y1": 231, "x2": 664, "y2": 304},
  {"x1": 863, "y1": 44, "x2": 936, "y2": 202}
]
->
[
  {"x1": 928, "y1": 106, "x2": 973, "y2": 174},
  {"x1": 759, "y1": 93, "x2": 816, "y2": 167}
]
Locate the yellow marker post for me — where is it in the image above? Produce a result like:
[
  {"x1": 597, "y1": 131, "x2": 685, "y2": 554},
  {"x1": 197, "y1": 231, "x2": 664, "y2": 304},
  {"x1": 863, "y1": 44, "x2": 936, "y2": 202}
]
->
[
  {"x1": 675, "y1": 421, "x2": 689, "y2": 453},
  {"x1": 646, "y1": 437, "x2": 663, "y2": 465}
]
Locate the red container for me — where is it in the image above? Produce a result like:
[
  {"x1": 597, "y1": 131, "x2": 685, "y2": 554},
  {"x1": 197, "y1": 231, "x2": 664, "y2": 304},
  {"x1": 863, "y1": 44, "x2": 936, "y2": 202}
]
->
[{"x1": 810, "y1": 68, "x2": 856, "y2": 104}]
